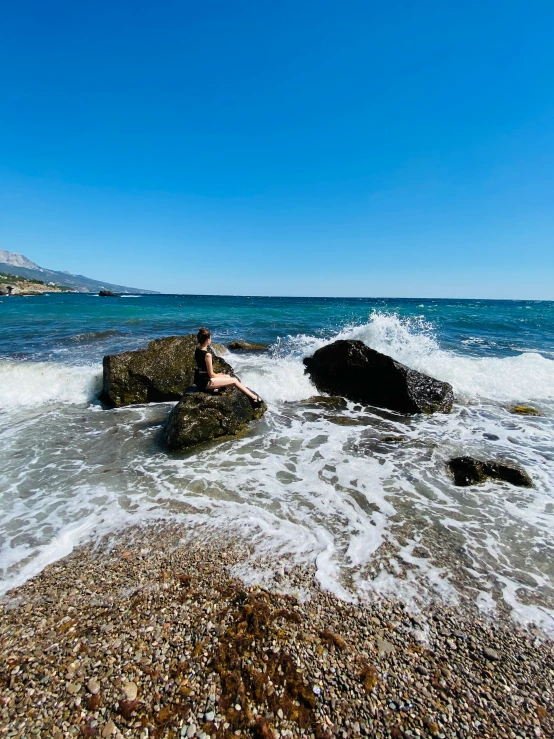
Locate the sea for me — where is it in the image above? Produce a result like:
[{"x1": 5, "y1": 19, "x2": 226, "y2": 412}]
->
[{"x1": 1, "y1": 294, "x2": 553, "y2": 631}]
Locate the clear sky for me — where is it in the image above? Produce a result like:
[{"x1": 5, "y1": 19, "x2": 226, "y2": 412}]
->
[{"x1": 1, "y1": 1, "x2": 553, "y2": 298}]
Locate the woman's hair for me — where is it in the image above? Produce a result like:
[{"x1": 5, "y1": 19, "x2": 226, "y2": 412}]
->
[{"x1": 197, "y1": 327, "x2": 211, "y2": 345}]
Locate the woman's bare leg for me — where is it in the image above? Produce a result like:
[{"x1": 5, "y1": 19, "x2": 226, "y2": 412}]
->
[{"x1": 206, "y1": 375, "x2": 258, "y2": 401}]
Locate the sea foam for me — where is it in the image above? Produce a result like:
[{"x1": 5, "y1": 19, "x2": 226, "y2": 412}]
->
[{"x1": 0, "y1": 361, "x2": 102, "y2": 409}]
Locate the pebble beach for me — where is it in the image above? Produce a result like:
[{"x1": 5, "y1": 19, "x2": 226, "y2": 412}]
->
[{"x1": 1, "y1": 522, "x2": 553, "y2": 739}]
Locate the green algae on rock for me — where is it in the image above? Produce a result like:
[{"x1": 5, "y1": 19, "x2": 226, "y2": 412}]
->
[{"x1": 508, "y1": 405, "x2": 542, "y2": 416}]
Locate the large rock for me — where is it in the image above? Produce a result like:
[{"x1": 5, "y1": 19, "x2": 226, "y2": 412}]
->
[
  {"x1": 303, "y1": 340, "x2": 453, "y2": 414},
  {"x1": 163, "y1": 387, "x2": 266, "y2": 450},
  {"x1": 448, "y1": 457, "x2": 532, "y2": 487},
  {"x1": 100, "y1": 335, "x2": 233, "y2": 407}
]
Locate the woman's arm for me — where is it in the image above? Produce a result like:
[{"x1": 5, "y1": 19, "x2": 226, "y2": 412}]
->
[{"x1": 205, "y1": 352, "x2": 217, "y2": 379}]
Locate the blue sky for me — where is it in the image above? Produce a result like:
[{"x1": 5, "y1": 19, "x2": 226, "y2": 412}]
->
[{"x1": 1, "y1": 1, "x2": 553, "y2": 298}]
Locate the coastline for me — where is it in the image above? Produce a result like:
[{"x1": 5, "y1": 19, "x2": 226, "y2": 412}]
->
[{"x1": 1, "y1": 522, "x2": 552, "y2": 738}]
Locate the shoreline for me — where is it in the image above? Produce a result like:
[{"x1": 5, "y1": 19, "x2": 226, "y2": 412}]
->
[{"x1": 1, "y1": 522, "x2": 552, "y2": 738}]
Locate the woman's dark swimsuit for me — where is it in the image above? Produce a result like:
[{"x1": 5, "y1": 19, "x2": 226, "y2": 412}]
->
[{"x1": 194, "y1": 347, "x2": 211, "y2": 391}]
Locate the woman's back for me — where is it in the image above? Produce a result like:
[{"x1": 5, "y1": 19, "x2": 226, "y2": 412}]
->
[{"x1": 194, "y1": 346, "x2": 209, "y2": 371}]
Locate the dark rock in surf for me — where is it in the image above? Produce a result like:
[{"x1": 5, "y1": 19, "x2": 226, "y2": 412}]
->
[
  {"x1": 163, "y1": 387, "x2": 266, "y2": 450},
  {"x1": 99, "y1": 335, "x2": 233, "y2": 407},
  {"x1": 99, "y1": 289, "x2": 118, "y2": 297},
  {"x1": 227, "y1": 340, "x2": 268, "y2": 352},
  {"x1": 448, "y1": 456, "x2": 532, "y2": 488},
  {"x1": 303, "y1": 340, "x2": 453, "y2": 414}
]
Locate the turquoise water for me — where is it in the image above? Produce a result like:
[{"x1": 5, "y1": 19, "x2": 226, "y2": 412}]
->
[
  {"x1": 1, "y1": 294, "x2": 554, "y2": 631},
  {"x1": 1, "y1": 294, "x2": 553, "y2": 362}
]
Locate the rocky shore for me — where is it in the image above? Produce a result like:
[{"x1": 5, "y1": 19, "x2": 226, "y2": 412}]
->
[
  {"x1": 0, "y1": 273, "x2": 72, "y2": 296},
  {"x1": 1, "y1": 523, "x2": 552, "y2": 739}
]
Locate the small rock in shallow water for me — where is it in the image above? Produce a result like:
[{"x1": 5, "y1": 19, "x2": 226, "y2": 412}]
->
[
  {"x1": 205, "y1": 711, "x2": 215, "y2": 722},
  {"x1": 508, "y1": 405, "x2": 542, "y2": 416},
  {"x1": 186, "y1": 724, "x2": 197, "y2": 738},
  {"x1": 448, "y1": 456, "x2": 532, "y2": 488},
  {"x1": 122, "y1": 681, "x2": 138, "y2": 700},
  {"x1": 87, "y1": 678, "x2": 100, "y2": 695},
  {"x1": 102, "y1": 721, "x2": 115, "y2": 737}
]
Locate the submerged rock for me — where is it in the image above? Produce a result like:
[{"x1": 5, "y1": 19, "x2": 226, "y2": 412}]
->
[
  {"x1": 227, "y1": 340, "x2": 268, "y2": 352},
  {"x1": 448, "y1": 456, "x2": 532, "y2": 487},
  {"x1": 100, "y1": 335, "x2": 233, "y2": 407},
  {"x1": 301, "y1": 395, "x2": 348, "y2": 408},
  {"x1": 303, "y1": 340, "x2": 453, "y2": 414},
  {"x1": 163, "y1": 387, "x2": 266, "y2": 450}
]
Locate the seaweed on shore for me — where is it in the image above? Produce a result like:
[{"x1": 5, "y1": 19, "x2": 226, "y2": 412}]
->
[{"x1": 211, "y1": 589, "x2": 328, "y2": 739}]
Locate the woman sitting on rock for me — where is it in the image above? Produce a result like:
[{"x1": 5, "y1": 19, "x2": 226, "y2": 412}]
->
[{"x1": 195, "y1": 327, "x2": 263, "y2": 408}]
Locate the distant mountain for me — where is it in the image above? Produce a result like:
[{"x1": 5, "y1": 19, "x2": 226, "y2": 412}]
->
[
  {"x1": 0, "y1": 250, "x2": 40, "y2": 270},
  {"x1": 0, "y1": 250, "x2": 159, "y2": 294}
]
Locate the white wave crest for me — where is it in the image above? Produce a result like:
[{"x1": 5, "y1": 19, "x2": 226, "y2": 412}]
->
[{"x1": 0, "y1": 361, "x2": 102, "y2": 408}]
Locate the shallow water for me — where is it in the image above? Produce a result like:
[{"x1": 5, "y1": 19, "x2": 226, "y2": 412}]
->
[{"x1": 1, "y1": 295, "x2": 553, "y2": 631}]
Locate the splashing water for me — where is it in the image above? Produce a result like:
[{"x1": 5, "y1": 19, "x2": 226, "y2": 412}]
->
[{"x1": 1, "y1": 301, "x2": 554, "y2": 633}]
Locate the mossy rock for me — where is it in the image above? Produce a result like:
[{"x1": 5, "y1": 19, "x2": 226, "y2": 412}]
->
[
  {"x1": 100, "y1": 335, "x2": 233, "y2": 407},
  {"x1": 508, "y1": 405, "x2": 542, "y2": 417},
  {"x1": 302, "y1": 395, "x2": 348, "y2": 408},
  {"x1": 163, "y1": 387, "x2": 266, "y2": 450},
  {"x1": 227, "y1": 340, "x2": 268, "y2": 352}
]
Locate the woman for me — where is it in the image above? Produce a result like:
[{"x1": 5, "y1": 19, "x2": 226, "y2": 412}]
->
[{"x1": 194, "y1": 327, "x2": 263, "y2": 408}]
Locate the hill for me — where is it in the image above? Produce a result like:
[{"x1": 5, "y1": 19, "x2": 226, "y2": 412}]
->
[{"x1": 0, "y1": 250, "x2": 159, "y2": 294}]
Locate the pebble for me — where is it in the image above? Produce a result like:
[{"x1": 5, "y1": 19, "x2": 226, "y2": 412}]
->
[
  {"x1": 122, "y1": 681, "x2": 138, "y2": 700},
  {"x1": 102, "y1": 721, "x2": 116, "y2": 738},
  {"x1": 205, "y1": 710, "x2": 215, "y2": 721},
  {"x1": 483, "y1": 646, "x2": 500, "y2": 661},
  {"x1": 87, "y1": 678, "x2": 100, "y2": 694},
  {"x1": 376, "y1": 637, "x2": 395, "y2": 655},
  {"x1": 186, "y1": 723, "x2": 197, "y2": 738}
]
